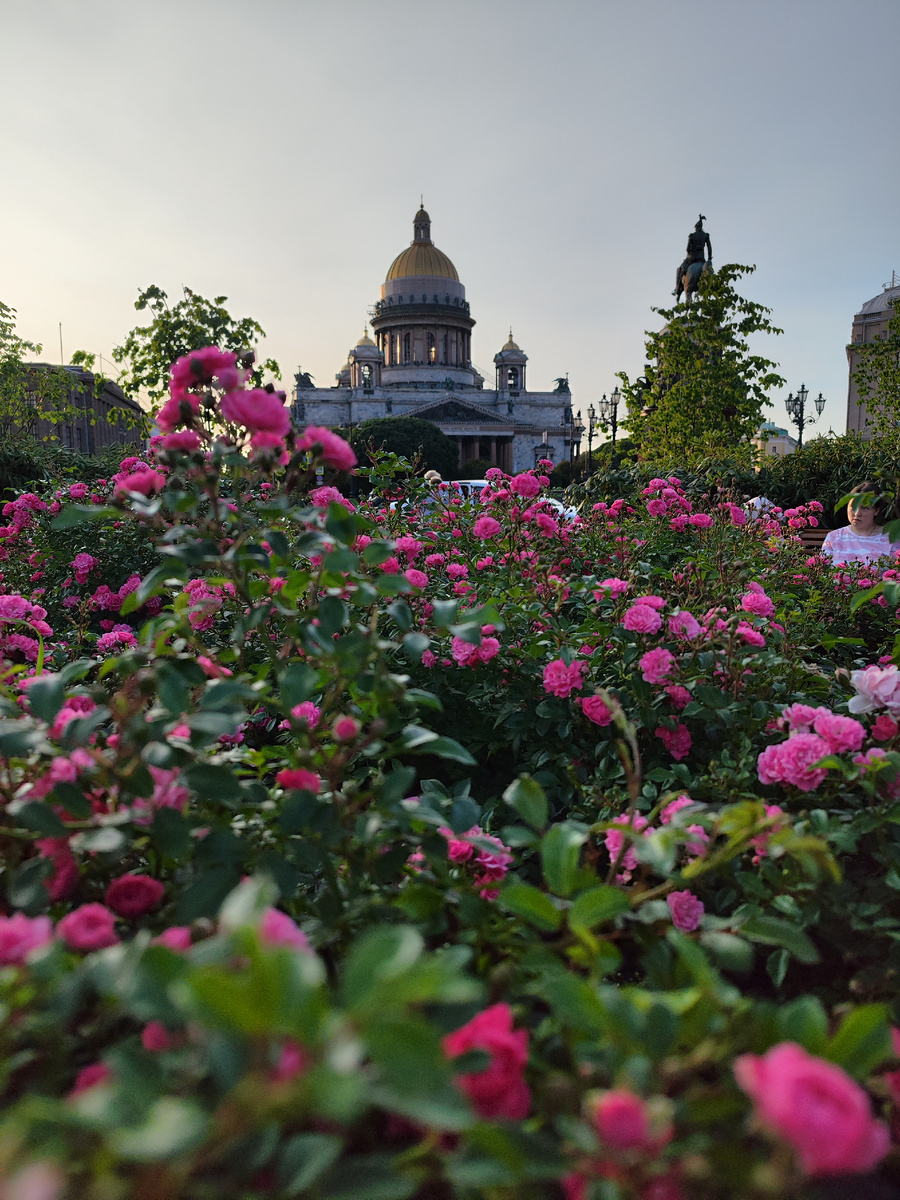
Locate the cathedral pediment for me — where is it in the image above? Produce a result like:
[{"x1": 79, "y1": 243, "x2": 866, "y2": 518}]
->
[{"x1": 410, "y1": 397, "x2": 504, "y2": 423}]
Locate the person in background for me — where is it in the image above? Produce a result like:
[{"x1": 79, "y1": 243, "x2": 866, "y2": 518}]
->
[
  {"x1": 822, "y1": 481, "x2": 899, "y2": 565},
  {"x1": 423, "y1": 470, "x2": 443, "y2": 485}
]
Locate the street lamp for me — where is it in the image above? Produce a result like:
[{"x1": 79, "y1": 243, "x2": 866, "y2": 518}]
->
[
  {"x1": 598, "y1": 386, "x2": 621, "y2": 467},
  {"x1": 784, "y1": 383, "x2": 826, "y2": 449},
  {"x1": 573, "y1": 410, "x2": 585, "y2": 471},
  {"x1": 586, "y1": 403, "x2": 598, "y2": 476}
]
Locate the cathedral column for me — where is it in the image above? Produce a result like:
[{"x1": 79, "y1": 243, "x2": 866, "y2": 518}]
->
[{"x1": 489, "y1": 439, "x2": 497, "y2": 464}]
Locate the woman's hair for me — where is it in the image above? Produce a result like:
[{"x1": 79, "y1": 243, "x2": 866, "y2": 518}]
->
[{"x1": 850, "y1": 480, "x2": 889, "y2": 524}]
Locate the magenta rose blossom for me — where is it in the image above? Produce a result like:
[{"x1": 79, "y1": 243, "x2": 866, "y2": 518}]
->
[
  {"x1": 666, "y1": 889, "x2": 704, "y2": 931},
  {"x1": 105, "y1": 874, "x2": 165, "y2": 919},
  {"x1": 734, "y1": 1042, "x2": 889, "y2": 1177},
  {"x1": 656, "y1": 722, "x2": 692, "y2": 761},
  {"x1": 582, "y1": 694, "x2": 614, "y2": 726},
  {"x1": 276, "y1": 768, "x2": 322, "y2": 793},
  {"x1": 741, "y1": 590, "x2": 775, "y2": 617},
  {"x1": 639, "y1": 647, "x2": 675, "y2": 684},
  {"x1": 0, "y1": 913, "x2": 53, "y2": 965},
  {"x1": 622, "y1": 604, "x2": 663, "y2": 634},
  {"x1": 509, "y1": 472, "x2": 541, "y2": 499},
  {"x1": 220, "y1": 388, "x2": 291, "y2": 437},
  {"x1": 473, "y1": 515, "x2": 501, "y2": 539},
  {"x1": 811, "y1": 711, "x2": 866, "y2": 755},
  {"x1": 443, "y1": 1003, "x2": 531, "y2": 1120},
  {"x1": 114, "y1": 468, "x2": 166, "y2": 498},
  {"x1": 57, "y1": 904, "x2": 119, "y2": 952},
  {"x1": 543, "y1": 658, "x2": 586, "y2": 698},
  {"x1": 296, "y1": 426, "x2": 357, "y2": 471},
  {"x1": 259, "y1": 908, "x2": 310, "y2": 952}
]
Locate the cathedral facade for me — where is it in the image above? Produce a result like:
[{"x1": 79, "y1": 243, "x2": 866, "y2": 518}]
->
[{"x1": 291, "y1": 207, "x2": 577, "y2": 473}]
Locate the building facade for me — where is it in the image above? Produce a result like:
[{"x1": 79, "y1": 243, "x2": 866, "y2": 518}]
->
[
  {"x1": 752, "y1": 421, "x2": 797, "y2": 458},
  {"x1": 24, "y1": 365, "x2": 145, "y2": 452},
  {"x1": 845, "y1": 280, "x2": 900, "y2": 438},
  {"x1": 292, "y1": 207, "x2": 577, "y2": 473}
]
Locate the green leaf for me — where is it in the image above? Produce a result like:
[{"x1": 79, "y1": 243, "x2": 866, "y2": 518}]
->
[
  {"x1": 739, "y1": 914, "x2": 820, "y2": 964},
  {"x1": 776, "y1": 996, "x2": 829, "y2": 1054},
  {"x1": 317, "y1": 596, "x2": 347, "y2": 637},
  {"x1": 826, "y1": 1005, "x2": 891, "y2": 1079},
  {"x1": 387, "y1": 600, "x2": 413, "y2": 632},
  {"x1": 183, "y1": 762, "x2": 243, "y2": 805},
  {"x1": 13, "y1": 801, "x2": 67, "y2": 837},
  {"x1": 498, "y1": 883, "x2": 561, "y2": 931},
  {"x1": 50, "y1": 503, "x2": 119, "y2": 530},
  {"x1": 502, "y1": 775, "x2": 548, "y2": 830},
  {"x1": 541, "y1": 822, "x2": 588, "y2": 897},
  {"x1": 341, "y1": 926, "x2": 424, "y2": 1010},
  {"x1": 110, "y1": 1098, "x2": 209, "y2": 1162},
  {"x1": 23, "y1": 676, "x2": 65, "y2": 723},
  {"x1": 280, "y1": 1134, "x2": 343, "y2": 1195},
  {"x1": 569, "y1": 885, "x2": 630, "y2": 932},
  {"x1": 279, "y1": 662, "x2": 318, "y2": 710}
]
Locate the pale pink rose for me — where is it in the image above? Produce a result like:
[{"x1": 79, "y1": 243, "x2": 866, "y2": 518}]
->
[
  {"x1": 404, "y1": 568, "x2": 428, "y2": 589},
  {"x1": 605, "y1": 814, "x2": 650, "y2": 872},
  {"x1": 736, "y1": 621, "x2": 766, "y2": 647},
  {"x1": 849, "y1": 664, "x2": 900, "y2": 715},
  {"x1": 782, "y1": 703, "x2": 820, "y2": 731},
  {"x1": 634, "y1": 595, "x2": 666, "y2": 610},
  {"x1": 622, "y1": 604, "x2": 662, "y2": 634},
  {"x1": 582, "y1": 694, "x2": 614, "y2": 726},
  {"x1": 639, "y1": 648, "x2": 675, "y2": 684},
  {"x1": 3, "y1": 1161, "x2": 65, "y2": 1200},
  {"x1": 667, "y1": 889, "x2": 704, "y2": 931},
  {"x1": 160, "y1": 430, "x2": 201, "y2": 452},
  {"x1": 595, "y1": 577, "x2": 630, "y2": 597},
  {"x1": 734, "y1": 1042, "x2": 889, "y2": 1177},
  {"x1": 543, "y1": 658, "x2": 586, "y2": 698}
]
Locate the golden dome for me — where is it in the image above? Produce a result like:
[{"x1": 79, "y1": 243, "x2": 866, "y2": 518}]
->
[
  {"x1": 502, "y1": 330, "x2": 520, "y2": 351},
  {"x1": 356, "y1": 326, "x2": 376, "y2": 347},
  {"x1": 386, "y1": 242, "x2": 459, "y2": 282}
]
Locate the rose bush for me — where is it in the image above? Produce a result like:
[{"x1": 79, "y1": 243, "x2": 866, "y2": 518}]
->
[{"x1": 0, "y1": 351, "x2": 898, "y2": 1196}]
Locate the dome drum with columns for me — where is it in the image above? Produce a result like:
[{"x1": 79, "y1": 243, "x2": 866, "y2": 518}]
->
[{"x1": 292, "y1": 207, "x2": 577, "y2": 473}]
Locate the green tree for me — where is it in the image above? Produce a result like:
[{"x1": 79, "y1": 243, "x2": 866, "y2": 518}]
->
[
  {"x1": 349, "y1": 417, "x2": 459, "y2": 480},
  {"x1": 112, "y1": 285, "x2": 280, "y2": 404},
  {"x1": 0, "y1": 300, "x2": 79, "y2": 441},
  {"x1": 619, "y1": 265, "x2": 785, "y2": 466},
  {"x1": 852, "y1": 296, "x2": 900, "y2": 435}
]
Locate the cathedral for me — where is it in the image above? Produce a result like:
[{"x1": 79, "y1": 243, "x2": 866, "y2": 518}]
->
[{"x1": 291, "y1": 206, "x2": 577, "y2": 473}]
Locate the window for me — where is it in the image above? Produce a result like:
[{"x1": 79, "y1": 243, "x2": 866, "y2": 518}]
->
[
  {"x1": 427, "y1": 333, "x2": 436, "y2": 363},
  {"x1": 507, "y1": 367, "x2": 519, "y2": 389},
  {"x1": 442, "y1": 335, "x2": 448, "y2": 363},
  {"x1": 403, "y1": 333, "x2": 411, "y2": 363}
]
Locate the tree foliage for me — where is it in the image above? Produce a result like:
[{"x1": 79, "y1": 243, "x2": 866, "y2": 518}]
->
[
  {"x1": 619, "y1": 265, "x2": 785, "y2": 465},
  {"x1": 0, "y1": 301, "x2": 78, "y2": 440},
  {"x1": 853, "y1": 296, "x2": 900, "y2": 436},
  {"x1": 111, "y1": 285, "x2": 281, "y2": 403},
  {"x1": 349, "y1": 416, "x2": 459, "y2": 479}
]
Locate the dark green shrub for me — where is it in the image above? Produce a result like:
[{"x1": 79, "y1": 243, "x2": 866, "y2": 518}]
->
[{"x1": 348, "y1": 417, "x2": 459, "y2": 480}]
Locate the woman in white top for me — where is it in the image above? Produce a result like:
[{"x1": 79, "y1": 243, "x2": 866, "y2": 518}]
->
[{"x1": 821, "y1": 482, "x2": 899, "y2": 566}]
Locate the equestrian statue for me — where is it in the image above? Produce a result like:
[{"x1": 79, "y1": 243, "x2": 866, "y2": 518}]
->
[{"x1": 673, "y1": 215, "x2": 713, "y2": 304}]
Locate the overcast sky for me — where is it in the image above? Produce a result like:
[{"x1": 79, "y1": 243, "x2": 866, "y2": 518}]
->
[{"x1": 1, "y1": 0, "x2": 897, "y2": 438}]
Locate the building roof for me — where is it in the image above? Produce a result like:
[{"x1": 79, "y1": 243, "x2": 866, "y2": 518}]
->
[
  {"x1": 857, "y1": 283, "x2": 900, "y2": 318},
  {"x1": 385, "y1": 207, "x2": 459, "y2": 282}
]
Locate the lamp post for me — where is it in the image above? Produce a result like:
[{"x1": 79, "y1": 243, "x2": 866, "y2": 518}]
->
[
  {"x1": 598, "y1": 386, "x2": 621, "y2": 467},
  {"x1": 784, "y1": 384, "x2": 826, "y2": 449},
  {"x1": 586, "y1": 403, "x2": 598, "y2": 476},
  {"x1": 573, "y1": 410, "x2": 585, "y2": 473}
]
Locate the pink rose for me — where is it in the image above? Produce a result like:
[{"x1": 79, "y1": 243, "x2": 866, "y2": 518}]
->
[
  {"x1": 142, "y1": 1022, "x2": 178, "y2": 1053},
  {"x1": 404, "y1": 568, "x2": 428, "y2": 589},
  {"x1": 639, "y1": 647, "x2": 675, "y2": 684},
  {"x1": 741, "y1": 591, "x2": 775, "y2": 617},
  {"x1": 647, "y1": 498, "x2": 668, "y2": 517},
  {"x1": 872, "y1": 714, "x2": 898, "y2": 740},
  {"x1": 114, "y1": 468, "x2": 166, "y2": 498},
  {"x1": 688, "y1": 513, "x2": 713, "y2": 528},
  {"x1": 734, "y1": 1042, "x2": 889, "y2": 1177},
  {"x1": 105, "y1": 874, "x2": 165, "y2": 918},
  {"x1": 736, "y1": 621, "x2": 766, "y2": 647},
  {"x1": 220, "y1": 388, "x2": 291, "y2": 437},
  {"x1": 169, "y1": 346, "x2": 239, "y2": 391},
  {"x1": 668, "y1": 610, "x2": 701, "y2": 639},
  {"x1": 660, "y1": 795, "x2": 694, "y2": 824},
  {"x1": 291, "y1": 701, "x2": 321, "y2": 728},
  {"x1": 332, "y1": 715, "x2": 360, "y2": 741},
  {"x1": 276, "y1": 768, "x2": 321, "y2": 792},
  {"x1": 154, "y1": 926, "x2": 192, "y2": 952},
  {"x1": 595, "y1": 577, "x2": 630, "y2": 597},
  {"x1": 160, "y1": 430, "x2": 201, "y2": 452},
  {"x1": 811, "y1": 711, "x2": 866, "y2": 755},
  {"x1": 0, "y1": 913, "x2": 53, "y2": 965},
  {"x1": 656, "y1": 723, "x2": 691, "y2": 761},
  {"x1": 271, "y1": 1037, "x2": 309, "y2": 1083},
  {"x1": 259, "y1": 908, "x2": 310, "y2": 952},
  {"x1": 543, "y1": 658, "x2": 586, "y2": 698},
  {"x1": 296, "y1": 426, "x2": 357, "y2": 471},
  {"x1": 666, "y1": 889, "x2": 704, "y2": 932},
  {"x1": 57, "y1": 903, "x2": 119, "y2": 952},
  {"x1": 509, "y1": 473, "x2": 541, "y2": 499},
  {"x1": 758, "y1": 733, "x2": 830, "y2": 792},
  {"x1": 473, "y1": 515, "x2": 501, "y2": 539},
  {"x1": 69, "y1": 1062, "x2": 113, "y2": 1098},
  {"x1": 592, "y1": 1089, "x2": 670, "y2": 1151},
  {"x1": 622, "y1": 604, "x2": 663, "y2": 634},
  {"x1": 442, "y1": 1003, "x2": 531, "y2": 1120},
  {"x1": 582, "y1": 694, "x2": 614, "y2": 726}
]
